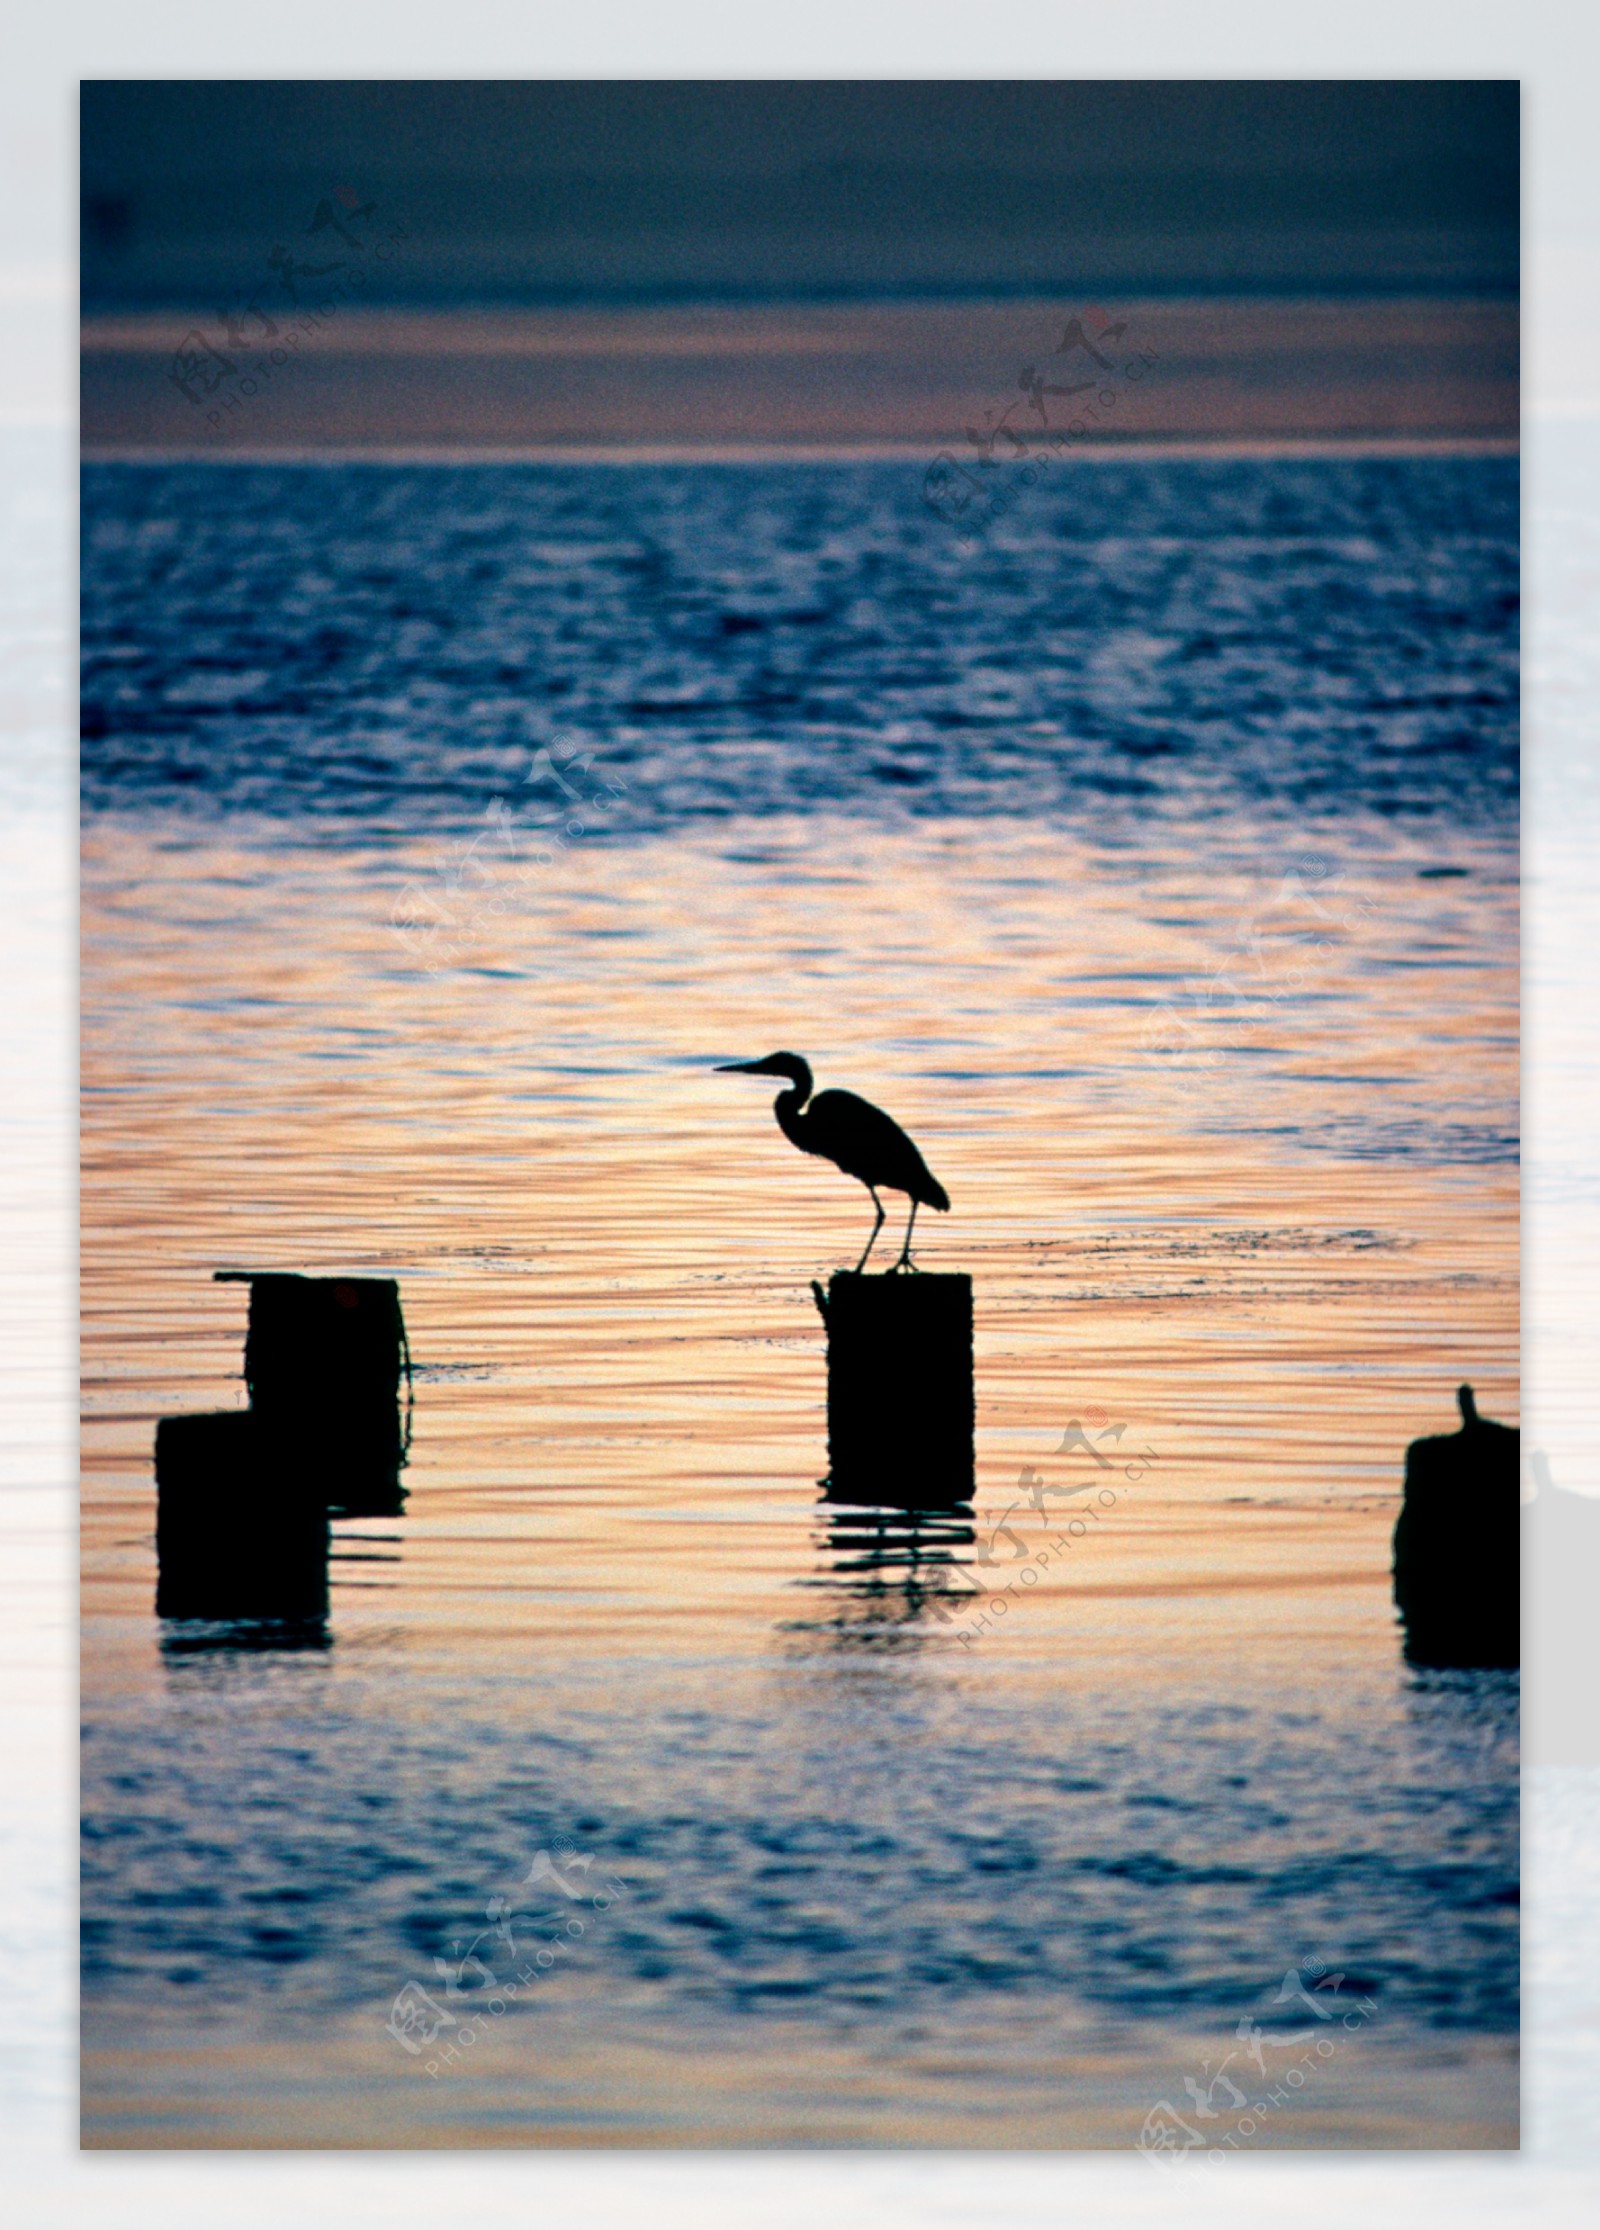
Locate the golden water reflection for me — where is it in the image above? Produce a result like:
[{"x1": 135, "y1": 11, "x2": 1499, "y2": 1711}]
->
[{"x1": 81, "y1": 810, "x2": 1517, "y2": 2146}]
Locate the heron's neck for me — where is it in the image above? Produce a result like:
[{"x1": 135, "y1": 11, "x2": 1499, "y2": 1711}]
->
[{"x1": 774, "y1": 1080, "x2": 810, "y2": 1147}]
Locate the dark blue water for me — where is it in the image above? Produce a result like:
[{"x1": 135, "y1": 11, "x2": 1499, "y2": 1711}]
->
[
  {"x1": 81, "y1": 456, "x2": 1518, "y2": 837},
  {"x1": 81, "y1": 1649, "x2": 1518, "y2": 2034}
]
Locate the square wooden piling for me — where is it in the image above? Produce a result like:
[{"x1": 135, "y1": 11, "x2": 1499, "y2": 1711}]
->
[
  {"x1": 820, "y1": 1270, "x2": 974, "y2": 1508},
  {"x1": 218, "y1": 1271, "x2": 410, "y2": 1515},
  {"x1": 154, "y1": 1412, "x2": 330, "y2": 1621},
  {"x1": 228, "y1": 1272, "x2": 406, "y2": 1422}
]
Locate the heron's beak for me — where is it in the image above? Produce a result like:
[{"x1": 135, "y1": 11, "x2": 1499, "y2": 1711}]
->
[{"x1": 716, "y1": 1059, "x2": 769, "y2": 1074}]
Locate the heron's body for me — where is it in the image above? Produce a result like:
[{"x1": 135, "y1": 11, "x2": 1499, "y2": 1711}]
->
[
  {"x1": 777, "y1": 1086, "x2": 948, "y2": 1208},
  {"x1": 717, "y1": 1051, "x2": 949, "y2": 1270}
]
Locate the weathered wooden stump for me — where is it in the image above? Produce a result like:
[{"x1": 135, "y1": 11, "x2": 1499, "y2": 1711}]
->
[
  {"x1": 1392, "y1": 1384, "x2": 1519, "y2": 1668},
  {"x1": 153, "y1": 1272, "x2": 412, "y2": 1621},
  {"x1": 814, "y1": 1270, "x2": 974, "y2": 1508},
  {"x1": 219, "y1": 1271, "x2": 410, "y2": 1515},
  {"x1": 155, "y1": 1411, "x2": 329, "y2": 1620}
]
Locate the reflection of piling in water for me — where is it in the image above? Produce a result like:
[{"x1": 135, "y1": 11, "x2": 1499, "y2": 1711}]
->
[
  {"x1": 813, "y1": 1270, "x2": 974, "y2": 1508},
  {"x1": 155, "y1": 1273, "x2": 411, "y2": 1623},
  {"x1": 800, "y1": 1501, "x2": 978, "y2": 1648},
  {"x1": 1393, "y1": 1384, "x2": 1519, "y2": 1668}
]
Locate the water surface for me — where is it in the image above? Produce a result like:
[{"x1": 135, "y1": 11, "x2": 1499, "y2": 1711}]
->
[{"x1": 81, "y1": 456, "x2": 1518, "y2": 2147}]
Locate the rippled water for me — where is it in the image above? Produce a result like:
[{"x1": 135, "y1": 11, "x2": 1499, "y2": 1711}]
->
[
  {"x1": 81, "y1": 457, "x2": 1518, "y2": 2147},
  {"x1": 81, "y1": 455, "x2": 1517, "y2": 831}
]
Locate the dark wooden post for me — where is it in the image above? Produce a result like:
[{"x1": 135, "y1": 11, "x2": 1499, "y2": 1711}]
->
[
  {"x1": 220, "y1": 1271, "x2": 410, "y2": 1516},
  {"x1": 1392, "y1": 1384, "x2": 1519, "y2": 1667},
  {"x1": 155, "y1": 1412, "x2": 329, "y2": 1620},
  {"x1": 154, "y1": 1272, "x2": 413, "y2": 1621},
  {"x1": 815, "y1": 1270, "x2": 974, "y2": 1508}
]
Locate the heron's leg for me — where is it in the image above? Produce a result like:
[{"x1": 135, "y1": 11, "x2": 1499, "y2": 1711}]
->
[
  {"x1": 855, "y1": 1187, "x2": 886, "y2": 1273},
  {"x1": 894, "y1": 1196, "x2": 920, "y2": 1271}
]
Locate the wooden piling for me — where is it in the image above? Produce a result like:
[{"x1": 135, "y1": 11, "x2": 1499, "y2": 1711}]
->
[
  {"x1": 1392, "y1": 1385, "x2": 1519, "y2": 1668},
  {"x1": 219, "y1": 1271, "x2": 410, "y2": 1515},
  {"x1": 155, "y1": 1412, "x2": 329, "y2": 1620},
  {"x1": 153, "y1": 1272, "x2": 413, "y2": 1621},
  {"x1": 816, "y1": 1270, "x2": 974, "y2": 1508}
]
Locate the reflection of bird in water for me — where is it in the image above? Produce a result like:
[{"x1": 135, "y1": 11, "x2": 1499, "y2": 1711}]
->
[{"x1": 717, "y1": 1051, "x2": 950, "y2": 1271}]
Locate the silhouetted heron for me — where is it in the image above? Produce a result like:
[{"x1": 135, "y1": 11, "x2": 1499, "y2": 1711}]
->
[{"x1": 717, "y1": 1052, "x2": 950, "y2": 1272}]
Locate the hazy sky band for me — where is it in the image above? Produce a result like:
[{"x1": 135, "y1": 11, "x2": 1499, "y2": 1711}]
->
[{"x1": 81, "y1": 81, "x2": 1519, "y2": 309}]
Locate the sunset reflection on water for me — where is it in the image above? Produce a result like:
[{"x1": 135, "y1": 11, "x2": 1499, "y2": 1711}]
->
[{"x1": 81, "y1": 804, "x2": 1517, "y2": 2146}]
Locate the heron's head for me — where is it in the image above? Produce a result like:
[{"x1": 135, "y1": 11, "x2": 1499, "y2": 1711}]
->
[{"x1": 716, "y1": 1051, "x2": 812, "y2": 1092}]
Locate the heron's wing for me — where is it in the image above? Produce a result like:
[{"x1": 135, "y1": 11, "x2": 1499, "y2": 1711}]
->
[
  {"x1": 805, "y1": 1090, "x2": 949, "y2": 1207},
  {"x1": 803, "y1": 1090, "x2": 902, "y2": 1166}
]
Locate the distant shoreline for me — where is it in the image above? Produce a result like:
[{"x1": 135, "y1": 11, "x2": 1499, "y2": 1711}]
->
[
  {"x1": 82, "y1": 297, "x2": 1518, "y2": 454},
  {"x1": 81, "y1": 438, "x2": 1521, "y2": 465}
]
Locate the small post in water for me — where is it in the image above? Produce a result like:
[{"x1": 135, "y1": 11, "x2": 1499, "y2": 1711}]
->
[{"x1": 816, "y1": 1270, "x2": 974, "y2": 1509}]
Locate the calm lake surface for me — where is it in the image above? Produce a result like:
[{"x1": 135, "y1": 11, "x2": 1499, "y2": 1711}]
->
[{"x1": 81, "y1": 456, "x2": 1518, "y2": 2147}]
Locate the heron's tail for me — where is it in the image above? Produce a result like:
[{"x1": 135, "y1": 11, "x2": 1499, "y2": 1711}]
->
[{"x1": 923, "y1": 1175, "x2": 951, "y2": 1212}]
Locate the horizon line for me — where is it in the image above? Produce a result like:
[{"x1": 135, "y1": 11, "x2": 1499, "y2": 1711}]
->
[{"x1": 81, "y1": 436, "x2": 1521, "y2": 467}]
